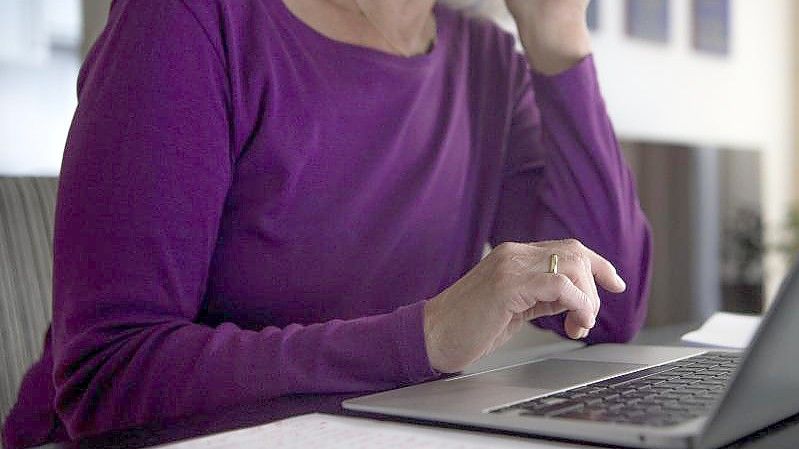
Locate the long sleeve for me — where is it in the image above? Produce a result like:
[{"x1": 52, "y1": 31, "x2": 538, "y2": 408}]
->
[
  {"x1": 489, "y1": 55, "x2": 653, "y2": 344},
  {"x1": 51, "y1": 0, "x2": 437, "y2": 439}
]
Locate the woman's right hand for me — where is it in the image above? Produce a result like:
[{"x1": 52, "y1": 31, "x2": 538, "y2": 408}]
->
[{"x1": 423, "y1": 240, "x2": 626, "y2": 373}]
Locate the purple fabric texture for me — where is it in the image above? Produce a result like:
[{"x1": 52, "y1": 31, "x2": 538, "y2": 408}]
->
[{"x1": 3, "y1": 0, "x2": 651, "y2": 447}]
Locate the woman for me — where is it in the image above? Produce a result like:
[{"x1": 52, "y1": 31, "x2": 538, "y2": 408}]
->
[{"x1": 2, "y1": 0, "x2": 652, "y2": 447}]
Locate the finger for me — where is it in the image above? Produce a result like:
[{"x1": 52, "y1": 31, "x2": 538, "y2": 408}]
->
[
  {"x1": 535, "y1": 239, "x2": 626, "y2": 293},
  {"x1": 505, "y1": 242, "x2": 598, "y2": 313},
  {"x1": 520, "y1": 307, "x2": 540, "y2": 322},
  {"x1": 527, "y1": 301, "x2": 568, "y2": 320},
  {"x1": 520, "y1": 273, "x2": 595, "y2": 330},
  {"x1": 555, "y1": 253, "x2": 601, "y2": 319},
  {"x1": 564, "y1": 312, "x2": 590, "y2": 340},
  {"x1": 525, "y1": 299, "x2": 589, "y2": 341},
  {"x1": 580, "y1": 247, "x2": 626, "y2": 293}
]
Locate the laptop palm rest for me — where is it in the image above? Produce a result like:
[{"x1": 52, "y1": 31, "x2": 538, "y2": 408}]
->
[{"x1": 459, "y1": 359, "x2": 646, "y2": 390}]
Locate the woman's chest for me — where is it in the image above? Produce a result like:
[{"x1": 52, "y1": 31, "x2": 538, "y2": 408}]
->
[{"x1": 204, "y1": 62, "x2": 510, "y2": 328}]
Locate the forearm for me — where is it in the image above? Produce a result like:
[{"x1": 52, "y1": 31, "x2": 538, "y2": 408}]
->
[
  {"x1": 53, "y1": 302, "x2": 438, "y2": 438},
  {"x1": 507, "y1": 0, "x2": 592, "y2": 75}
]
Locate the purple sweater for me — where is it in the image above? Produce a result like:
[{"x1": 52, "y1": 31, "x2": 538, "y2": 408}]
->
[{"x1": 3, "y1": 1, "x2": 652, "y2": 447}]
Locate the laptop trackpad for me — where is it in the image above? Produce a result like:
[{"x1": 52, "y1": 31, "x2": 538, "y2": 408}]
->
[{"x1": 468, "y1": 359, "x2": 646, "y2": 390}]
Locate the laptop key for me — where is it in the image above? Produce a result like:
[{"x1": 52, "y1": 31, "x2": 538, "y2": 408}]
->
[
  {"x1": 520, "y1": 400, "x2": 581, "y2": 415},
  {"x1": 655, "y1": 393, "x2": 685, "y2": 400},
  {"x1": 556, "y1": 409, "x2": 607, "y2": 421},
  {"x1": 583, "y1": 398, "x2": 603, "y2": 406},
  {"x1": 626, "y1": 393, "x2": 655, "y2": 401},
  {"x1": 682, "y1": 386, "x2": 710, "y2": 393},
  {"x1": 546, "y1": 404, "x2": 586, "y2": 417}
]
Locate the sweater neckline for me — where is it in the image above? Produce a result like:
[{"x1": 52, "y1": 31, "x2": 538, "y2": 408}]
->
[{"x1": 274, "y1": 0, "x2": 447, "y2": 69}]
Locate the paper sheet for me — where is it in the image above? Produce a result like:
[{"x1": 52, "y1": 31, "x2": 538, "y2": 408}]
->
[
  {"x1": 681, "y1": 312, "x2": 761, "y2": 349},
  {"x1": 154, "y1": 413, "x2": 583, "y2": 449}
]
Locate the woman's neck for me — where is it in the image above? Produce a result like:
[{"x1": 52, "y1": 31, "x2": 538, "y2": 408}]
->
[
  {"x1": 284, "y1": 0, "x2": 437, "y2": 57},
  {"x1": 353, "y1": 0, "x2": 437, "y2": 56}
]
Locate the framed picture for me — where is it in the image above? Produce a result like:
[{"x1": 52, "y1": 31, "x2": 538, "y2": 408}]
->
[
  {"x1": 625, "y1": 0, "x2": 670, "y2": 43},
  {"x1": 587, "y1": 0, "x2": 600, "y2": 31},
  {"x1": 693, "y1": 0, "x2": 730, "y2": 55}
]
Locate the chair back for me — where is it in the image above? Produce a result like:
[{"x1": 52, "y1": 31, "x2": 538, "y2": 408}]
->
[{"x1": 0, "y1": 176, "x2": 58, "y2": 429}]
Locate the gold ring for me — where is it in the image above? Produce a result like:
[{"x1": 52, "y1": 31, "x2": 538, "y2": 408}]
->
[{"x1": 548, "y1": 254, "x2": 559, "y2": 275}]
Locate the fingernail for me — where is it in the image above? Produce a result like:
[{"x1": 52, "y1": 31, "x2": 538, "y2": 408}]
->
[
  {"x1": 579, "y1": 328, "x2": 589, "y2": 339},
  {"x1": 615, "y1": 274, "x2": 626, "y2": 291}
]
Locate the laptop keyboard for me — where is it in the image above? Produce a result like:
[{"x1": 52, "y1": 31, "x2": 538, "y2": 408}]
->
[{"x1": 490, "y1": 351, "x2": 742, "y2": 427}]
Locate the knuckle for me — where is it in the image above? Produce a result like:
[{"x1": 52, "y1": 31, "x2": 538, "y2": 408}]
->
[
  {"x1": 573, "y1": 251, "x2": 590, "y2": 268},
  {"x1": 563, "y1": 238, "x2": 583, "y2": 251},
  {"x1": 583, "y1": 293, "x2": 595, "y2": 310},
  {"x1": 551, "y1": 273, "x2": 571, "y2": 291},
  {"x1": 493, "y1": 242, "x2": 520, "y2": 258},
  {"x1": 495, "y1": 255, "x2": 520, "y2": 275},
  {"x1": 561, "y1": 251, "x2": 590, "y2": 272},
  {"x1": 509, "y1": 287, "x2": 532, "y2": 311},
  {"x1": 493, "y1": 260, "x2": 521, "y2": 290}
]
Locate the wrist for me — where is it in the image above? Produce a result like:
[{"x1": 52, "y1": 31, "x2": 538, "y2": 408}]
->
[
  {"x1": 518, "y1": 21, "x2": 591, "y2": 76},
  {"x1": 510, "y1": 2, "x2": 592, "y2": 75},
  {"x1": 423, "y1": 299, "x2": 442, "y2": 370},
  {"x1": 423, "y1": 298, "x2": 454, "y2": 373}
]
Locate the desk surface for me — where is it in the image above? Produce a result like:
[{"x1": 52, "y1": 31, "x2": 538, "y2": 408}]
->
[{"x1": 35, "y1": 323, "x2": 799, "y2": 449}]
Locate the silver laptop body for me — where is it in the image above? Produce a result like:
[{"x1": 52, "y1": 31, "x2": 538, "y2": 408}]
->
[{"x1": 343, "y1": 261, "x2": 799, "y2": 449}]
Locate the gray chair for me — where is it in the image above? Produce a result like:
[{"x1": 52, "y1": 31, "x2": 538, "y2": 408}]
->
[{"x1": 0, "y1": 176, "x2": 58, "y2": 438}]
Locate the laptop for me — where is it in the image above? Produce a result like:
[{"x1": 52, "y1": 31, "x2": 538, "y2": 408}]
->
[{"x1": 343, "y1": 261, "x2": 799, "y2": 448}]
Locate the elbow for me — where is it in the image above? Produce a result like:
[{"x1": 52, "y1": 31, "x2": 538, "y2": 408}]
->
[
  {"x1": 593, "y1": 215, "x2": 652, "y2": 345},
  {"x1": 602, "y1": 314, "x2": 644, "y2": 344},
  {"x1": 584, "y1": 318, "x2": 641, "y2": 345},
  {"x1": 586, "y1": 278, "x2": 650, "y2": 345},
  {"x1": 53, "y1": 351, "x2": 112, "y2": 440},
  {"x1": 52, "y1": 332, "x2": 145, "y2": 440},
  {"x1": 584, "y1": 306, "x2": 646, "y2": 345},
  {"x1": 617, "y1": 317, "x2": 645, "y2": 343}
]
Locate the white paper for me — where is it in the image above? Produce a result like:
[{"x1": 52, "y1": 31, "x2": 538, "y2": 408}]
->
[
  {"x1": 681, "y1": 312, "x2": 761, "y2": 349},
  {"x1": 153, "y1": 413, "x2": 584, "y2": 449}
]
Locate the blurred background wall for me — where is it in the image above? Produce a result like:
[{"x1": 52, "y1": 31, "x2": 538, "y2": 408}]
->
[
  {"x1": 1, "y1": 0, "x2": 797, "y2": 327},
  {"x1": 593, "y1": 0, "x2": 795, "y2": 325},
  {"x1": 0, "y1": 0, "x2": 82, "y2": 175},
  {"x1": 589, "y1": 0, "x2": 794, "y2": 318}
]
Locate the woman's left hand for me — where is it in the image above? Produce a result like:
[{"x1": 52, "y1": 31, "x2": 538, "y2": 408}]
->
[{"x1": 504, "y1": 0, "x2": 592, "y2": 75}]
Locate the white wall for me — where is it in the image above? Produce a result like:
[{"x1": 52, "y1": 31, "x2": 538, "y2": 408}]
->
[
  {"x1": 0, "y1": 0, "x2": 48, "y2": 64},
  {"x1": 0, "y1": 0, "x2": 81, "y2": 176},
  {"x1": 589, "y1": 0, "x2": 795, "y2": 302},
  {"x1": 46, "y1": 0, "x2": 82, "y2": 49}
]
